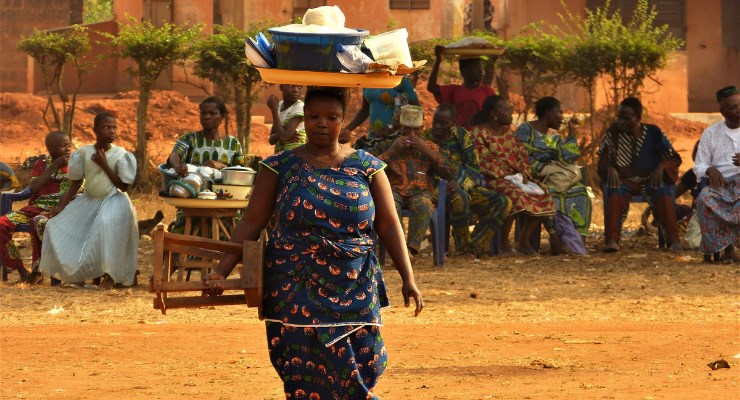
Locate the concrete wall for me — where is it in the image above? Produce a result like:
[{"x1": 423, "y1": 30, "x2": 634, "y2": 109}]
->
[
  {"x1": 494, "y1": 0, "x2": 738, "y2": 113},
  {"x1": 0, "y1": 0, "x2": 79, "y2": 92},
  {"x1": 686, "y1": 0, "x2": 740, "y2": 112},
  {"x1": 237, "y1": 0, "x2": 453, "y2": 40},
  {"x1": 30, "y1": 21, "x2": 119, "y2": 94}
]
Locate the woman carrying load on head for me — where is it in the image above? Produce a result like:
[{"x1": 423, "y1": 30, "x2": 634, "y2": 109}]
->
[{"x1": 204, "y1": 87, "x2": 423, "y2": 400}]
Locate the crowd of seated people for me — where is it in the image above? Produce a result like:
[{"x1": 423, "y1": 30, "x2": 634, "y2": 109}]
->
[{"x1": 2, "y1": 81, "x2": 737, "y2": 287}]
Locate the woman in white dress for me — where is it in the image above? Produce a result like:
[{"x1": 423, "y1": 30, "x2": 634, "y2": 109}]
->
[{"x1": 40, "y1": 112, "x2": 138, "y2": 288}]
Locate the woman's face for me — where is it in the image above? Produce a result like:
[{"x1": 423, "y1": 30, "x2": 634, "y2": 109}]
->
[
  {"x1": 493, "y1": 100, "x2": 513, "y2": 126},
  {"x1": 545, "y1": 103, "x2": 564, "y2": 130},
  {"x1": 616, "y1": 105, "x2": 640, "y2": 132},
  {"x1": 304, "y1": 97, "x2": 344, "y2": 147},
  {"x1": 200, "y1": 102, "x2": 223, "y2": 130},
  {"x1": 281, "y1": 84, "x2": 303, "y2": 103},
  {"x1": 94, "y1": 116, "x2": 117, "y2": 145},
  {"x1": 431, "y1": 109, "x2": 454, "y2": 136}
]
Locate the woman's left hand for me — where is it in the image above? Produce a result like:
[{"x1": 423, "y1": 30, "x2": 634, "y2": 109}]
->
[
  {"x1": 204, "y1": 160, "x2": 227, "y2": 170},
  {"x1": 567, "y1": 116, "x2": 579, "y2": 137},
  {"x1": 202, "y1": 271, "x2": 226, "y2": 296},
  {"x1": 402, "y1": 281, "x2": 424, "y2": 317}
]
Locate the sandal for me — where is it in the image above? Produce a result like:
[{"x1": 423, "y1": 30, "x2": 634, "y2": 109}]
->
[
  {"x1": 24, "y1": 271, "x2": 44, "y2": 285},
  {"x1": 98, "y1": 275, "x2": 115, "y2": 290}
]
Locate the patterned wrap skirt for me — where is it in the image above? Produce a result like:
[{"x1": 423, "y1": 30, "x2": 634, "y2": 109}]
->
[
  {"x1": 266, "y1": 322, "x2": 387, "y2": 400},
  {"x1": 696, "y1": 174, "x2": 740, "y2": 254}
]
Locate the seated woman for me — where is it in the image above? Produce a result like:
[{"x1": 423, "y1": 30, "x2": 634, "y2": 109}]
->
[
  {"x1": 168, "y1": 96, "x2": 246, "y2": 174},
  {"x1": 166, "y1": 97, "x2": 247, "y2": 233},
  {"x1": 471, "y1": 95, "x2": 563, "y2": 255},
  {"x1": 515, "y1": 96, "x2": 592, "y2": 238},
  {"x1": 40, "y1": 112, "x2": 138, "y2": 288},
  {"x1": 598, "y1": 97, "x2": 682, "y2": 253}
]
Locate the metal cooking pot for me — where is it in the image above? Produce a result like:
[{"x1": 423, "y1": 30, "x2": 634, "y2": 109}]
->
[{"x1": 221, "y1": 166, "x2": 257, "y2": 186}]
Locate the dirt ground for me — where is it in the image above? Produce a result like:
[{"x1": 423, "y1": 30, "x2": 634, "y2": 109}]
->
[
  {"x1": 1, "y1": 89, "x2": 737, "y2": 399},
  {"x1": 0, "y1": 228, "x2": 738, "y2": 399}
]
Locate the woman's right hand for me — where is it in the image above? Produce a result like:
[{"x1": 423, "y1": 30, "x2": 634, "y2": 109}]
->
[
  {"x1": 174, "y1": 163, "x2": 188, "y2": 176},
  {"x1": 202, "y1": 271, "x2": 226, "y2": 296},
  {"x1": 267, "y1": 94, "x2": 280, "y2": 110},
  {"x1": 606, "y1": 167, "x2": 621, "y2": 189},
  {"x1": 402, "y1": 281, "x2": 424, "y2": 317}
]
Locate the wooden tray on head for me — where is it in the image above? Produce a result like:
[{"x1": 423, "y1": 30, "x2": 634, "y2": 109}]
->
[
  {"x1": 256, "y1": 68, "x2": 404, "y2": 88},
  {"x1": 149, "y1": 225, "x2": 265, "y2": 317}
]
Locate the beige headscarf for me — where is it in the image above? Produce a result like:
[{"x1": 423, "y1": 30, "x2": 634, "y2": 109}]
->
[{"x1": 399, "y1": 105, "x2": 424, "y2": 127}]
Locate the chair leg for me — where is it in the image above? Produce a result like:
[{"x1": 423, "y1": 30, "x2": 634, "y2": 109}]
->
[
  {"x1": 431, "y1": 218, "x2": 445, "y2": 267},
  {"x1": 489, "y1": 228, "x2": 501, "y2": 256},
  {"x1": 1, "y1": 266, "x2": 7, "y2": 282}
]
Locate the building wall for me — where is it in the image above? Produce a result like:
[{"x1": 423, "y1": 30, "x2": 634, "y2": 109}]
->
[
  {"x1": 686, "y1": 0, "x2": 740, "y2": 112},
  {"x1": 0, "y1": 0, "x2": 80, "y2": 92},
  {"x1": 238, "y1": 0, "x2": 452, "y2": 41},
  {"x1": 30, "y1": 20, "x2": 120, "y2": 94},
  {"x1": 496, "y1": 0, "x2": 738, "y2": 113}
]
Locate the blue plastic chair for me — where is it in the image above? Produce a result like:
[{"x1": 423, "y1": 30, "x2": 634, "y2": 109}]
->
[
  {"x1": 0, "y1": 187, "x2": 33, "y2": 281},
  {"x1": 379, "y1": 180, "x2": 447, "y2": 267},
  {"x1": 0, "y1": 187, "x2": 33, "y2": 233}
]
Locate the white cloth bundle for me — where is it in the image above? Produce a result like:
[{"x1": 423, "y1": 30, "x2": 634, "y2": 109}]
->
[{"x1": 504, "y1": 173, "x2": 545, "y2": 195}]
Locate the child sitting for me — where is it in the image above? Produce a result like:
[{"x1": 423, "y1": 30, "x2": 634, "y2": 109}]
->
[
  {"x1": 40, "y1": 112, "x2": 138, "y2": 288},
  {"x1": 268, "y1": 84, "x2": 306, "y2": 153},
  {"x1": 0, "y1": 132, "x2": 72, "y2": 283},
  {"x1": 427, "y1": 45, "x2": 496, "y2": 131}
]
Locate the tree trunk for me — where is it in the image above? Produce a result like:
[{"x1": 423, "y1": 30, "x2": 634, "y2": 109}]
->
[
  {"x1": 234, "y1": 87, "x2": 247, "y2": 153},
  {"x1": 136, "y1": 85, "x2": 151, "y2": 186},
  {"x1": 243, "y1": 83, "x2": 253, "y2": 154}
]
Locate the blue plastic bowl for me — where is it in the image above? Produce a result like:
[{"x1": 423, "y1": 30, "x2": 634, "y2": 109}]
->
[{"x1": 267, "y1": 29, "x2": 369, "y2": 72}]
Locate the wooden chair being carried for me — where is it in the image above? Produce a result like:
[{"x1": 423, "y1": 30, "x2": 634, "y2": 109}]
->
[{"x1": 149, "y1": 224, "x2": 264, "y2": 317}]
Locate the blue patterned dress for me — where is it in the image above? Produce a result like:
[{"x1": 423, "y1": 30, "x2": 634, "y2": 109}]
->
[{"x1": 259, "y1": 149, "x2": 390, "y2": 400}]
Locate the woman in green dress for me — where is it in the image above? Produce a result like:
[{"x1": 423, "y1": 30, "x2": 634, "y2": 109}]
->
[{"x1": 515, "y1": 96, "x2": 592, "y2": 237}]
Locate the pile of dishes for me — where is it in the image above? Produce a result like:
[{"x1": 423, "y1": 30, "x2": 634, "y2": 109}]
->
[
  {"x1": 160, "y1": 164, "x2": 256, "y2": 201},
  {"x1": 245, "y1": 5, "x2": 424, "y2": 88}
]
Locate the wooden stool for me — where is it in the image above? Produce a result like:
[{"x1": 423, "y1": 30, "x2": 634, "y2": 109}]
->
[
  {"x1": 178, "y1": 207, "x2": 240, "y2": 281},
  {"x1": 149, "y1": 224, "x2": 264, "y2": 316}
]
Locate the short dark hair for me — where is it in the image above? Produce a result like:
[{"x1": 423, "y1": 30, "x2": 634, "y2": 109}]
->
[
  {"x1": 305, "y1": 87, "x2": 348, "y2": 116},
  {"x1": 620, "y1": 97, "x2": 643, "y2": 119},
  {"x1": 459, "y1": 57, "x2": 482, "y2": 71},
  {"x1": 470, "y1": 95, "x2": 506, "y2": 126},
  {"x1": 534, "y1": 96, "x2": 561, "y2": 118},
  {"x1": 45, "y1": 131, "x2": 66, "y2": 147},
  {"x1": 435, "y1": 103, "x2": 456, "y2": 118},
  {"x1": 200, "y1": 96, "x2": 227, "y2": 117},
  {"x1": 94, "y1": 111, "x2": 115, "y2": 127}
]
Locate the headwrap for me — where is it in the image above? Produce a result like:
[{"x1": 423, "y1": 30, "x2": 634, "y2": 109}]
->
[
  {"x1": 716, "y1": 86, "x2": 738, "y2": 102},
  {"x1": 399, "y1": 105, "x2": 424, "y2": 127}
]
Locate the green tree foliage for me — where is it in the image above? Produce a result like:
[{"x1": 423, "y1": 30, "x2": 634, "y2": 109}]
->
[
  {"x1": 191, "y1": 21, "x2": 277, "y2": 154},
  {"x1": 103, "y1": 17, "x2": 202, "y2": 185},
  {"x1": 17, "y1": 25, "x2": 92, "y2": 138},
  {"x1": 499, "y1": 23, "x2": 570, "y2": 120},
  {"x1": 558, "y1": 0, "x2": 683, "y2": 181},
  {"x1": 83, "y1": 0, "x2": 113, "y2": 24}
]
